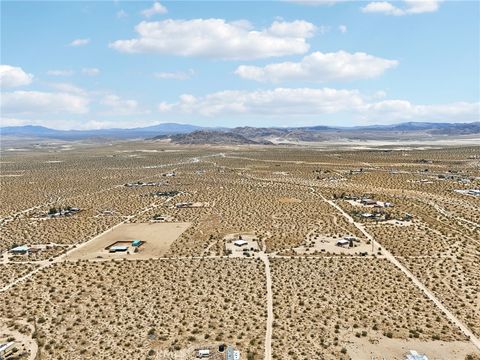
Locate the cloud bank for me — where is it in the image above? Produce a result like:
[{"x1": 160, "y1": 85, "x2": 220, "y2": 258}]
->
[
  {"x1": 110, "y1": 19, "x2": 316, "y2": 60},
  {"x1": 158, "y1": 87, "x2": 479, "y2": 123},
  {"x1": 362, "y1": 0, "x2": 440, "y2": 16},
  {"x1": 1, "y1": 90, "x2": 89, "y2": 115}
]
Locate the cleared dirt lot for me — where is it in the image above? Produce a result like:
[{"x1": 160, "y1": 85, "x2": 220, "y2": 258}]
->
[
  {"x1": 345, "y1": 336, "x2": 478, "y2": 360},
  {"x1": 66, "y1": 222, "x2": 191, "y2": 260}
]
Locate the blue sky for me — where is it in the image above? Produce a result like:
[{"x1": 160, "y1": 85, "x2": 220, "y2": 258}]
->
[{"x1": 1, "y1": 0, "x2": 479, "y2": 129}]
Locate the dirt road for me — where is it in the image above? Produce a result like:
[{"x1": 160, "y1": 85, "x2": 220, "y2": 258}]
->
[
  {"x1": 259, "y1": 253, "x2": 273, "y2": 360},
  {"x1": 321, "y1": 194, "x2": 480, "y2": 351}
]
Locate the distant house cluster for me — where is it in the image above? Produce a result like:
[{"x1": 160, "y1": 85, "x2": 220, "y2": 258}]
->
[
  {"x1": 437, "y1": 170, "x2": 476, "y2": 184},
  {"x1": 416, "y1": 159, "x2": 433, "y2": 164},
  {"x1": 151, "y1": 214, "x2": 173, "y2": 222},
  {"x1": 175, "y1": 202, "x2": 209, "y2": 208},
  {"x1": 7, "y1": 243, "x2": 68, "y2": 257},
  {"x1": 361, "y1": 198, "x2": 394, "y2": 208},
  {"x1": 195, "y1": 344, "x2": 240, "y2": 359},
  {"x1": 47, "y1": 207, "x2": 80, "y2": 218},
  {"x1": 151, "y1": 190, "x2": 180, "y2": 198},
  {"x1": 454, "y1": 189, "x2": 480, "y2": 197},
  {"x1": 360, "y1": 212, "x2": 387, "y2": 220},
  {"x1": 343, "y1": 195, "x2": 394, "y2": 208},
  {"x1": 125, "y1": 181, "x2": 161, "y2": 188}
]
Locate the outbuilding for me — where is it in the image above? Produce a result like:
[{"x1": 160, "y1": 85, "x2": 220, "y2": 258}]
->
[
  {"x1": 131, "y1": 240, "x2": 142, "y2": 247},
  {"x1": 226, "y1": 346, "x2": 241, "y2": 360},
  {"x1": 196, "y1": 349, "x2": 210, "y2": 358},
  {"x1": 336, "y1": 239, "x2": 349, "y2": 247}
]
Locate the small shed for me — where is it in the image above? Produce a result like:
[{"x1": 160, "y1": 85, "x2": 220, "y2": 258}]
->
[
  {"x1": 196, "y1": 349, "x2": 210, "y2": 358},
  {"x1": 336, "y1": 239, "x2": 349, "y2": 247},
  {"x1": 131, "y1": 240, "x2": 142, "y2": 247},
  {"x1": 226, "y1": 347, "x2": 241, "y2": 360}
]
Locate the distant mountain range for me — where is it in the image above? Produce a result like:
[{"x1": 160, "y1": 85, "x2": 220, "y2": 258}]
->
[
  {"x1": 0, "y1": 123, "x2": 205, "y2": 140},
  {"x1": 1, "y1": 122, "x2": 479, "y2": 144}
]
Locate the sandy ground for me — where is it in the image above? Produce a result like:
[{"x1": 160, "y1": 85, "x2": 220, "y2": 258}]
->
[
  {"x1": 0, "y1": 320, "x2": 38, "y2": 360},
  {"x1": 66, "y1": 222, "x2": 191, "y2": 260},
  {"x1": 278, "y1": 197, "x2": 301, "y2": 204},
  {"x1": 345, "y1": 334, "x2": 479, "y2": 359},
  {"x1": 380, "y1": 219, "x2": 413, "y2": 227}
]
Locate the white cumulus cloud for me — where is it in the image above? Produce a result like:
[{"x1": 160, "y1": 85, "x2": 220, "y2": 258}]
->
[
  {"x1": 0, "y1": 65, "x2": 33, "y2": 88},
  {"x1": 1, "y1": 91, "x2": 89, "y2": 115},
  {"x1": 100, "y1": 94, "x2": 147, "y2": 116},
  {"x1": 47, "y1": 69, "x2": 74, "y2": 77},
  {"x1": 69, "y1": 38, "x2": 90, "y2": 46},
  {"x1": 363, "y1": 100, "x2": 479, "y2": 122},
  {"x1": 158, "y1": 88, "x2": 365, "y2": 117},
  {"x1": 81, "y1": 67, "x2": 100, "y2": 76},
  {"x1": 110, "y1": 19, "x2": 316, "y2": 60},
  {"x1": 287, "y1": 0, "x2": 350, "y2": 6},
  {"x1": 154, "y1": 69, "x2": 194, "y2": 80},
  {"x1": 48, "y1": 82, "x2": 88, "y2": 96},
  {"x1": 362, "y1": 0, "x2": 440, "y2": 16},
  {"x1": 141, "y1": 2, "x2": 167, "y2": 17},
  {"x1": 157, "y1": 87, "x2": 479, "y2": 123},
  {"x1": 235, "y1": 51, "x2": 398, "y2": 83},
  {"x1": 117, "y1": 9, "x2": 128, "y2": 19}
]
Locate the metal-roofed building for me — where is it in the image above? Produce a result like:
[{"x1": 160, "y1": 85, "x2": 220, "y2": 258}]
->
[
  {"x1": 9, "y1": 245, "x2": 30, "y2": 254},
  {"x1": 109, "y1": 245, "x2": 128, "y2": 253},
  {"x1": 131, "y1": 240, "x2": 142, "y2": 247},
  {"x1": 405, "y1": 350, "x2": 428, "y2": 360}
]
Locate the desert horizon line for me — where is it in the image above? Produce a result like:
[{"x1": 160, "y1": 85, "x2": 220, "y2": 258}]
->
[{"x1": 2, "y1": 120, "x2": 479, "y2": 132}]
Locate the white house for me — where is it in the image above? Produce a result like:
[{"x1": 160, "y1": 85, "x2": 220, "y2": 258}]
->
[{"x1": 233, "y1": 240, "x2": 248, "y2": 247}]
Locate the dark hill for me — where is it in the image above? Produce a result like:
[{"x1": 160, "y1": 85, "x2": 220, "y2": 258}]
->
[{"x1": 152, "y1": 130, "x2": 272, "y2": 145}]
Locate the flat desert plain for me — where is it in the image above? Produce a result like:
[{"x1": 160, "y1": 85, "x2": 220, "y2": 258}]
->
[{"x1": 0, "y1": 142, "x2": 479, "y2": 360}]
